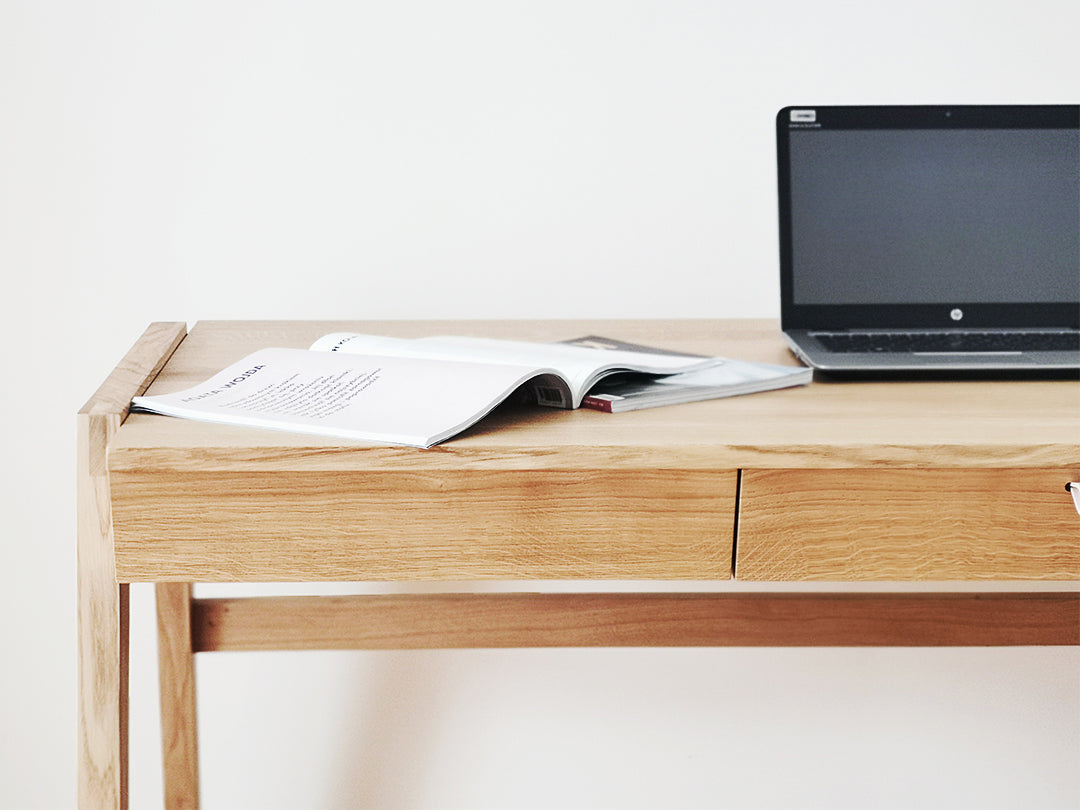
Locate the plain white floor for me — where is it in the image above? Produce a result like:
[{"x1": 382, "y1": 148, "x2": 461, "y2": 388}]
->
[{"x1": 2, "y1": 1, "x2": 1078, "y2": 808}]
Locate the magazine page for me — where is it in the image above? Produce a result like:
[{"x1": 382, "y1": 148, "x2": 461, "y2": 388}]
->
[
  {"x1": 560, "y1": 335, "x2": 812, "y2": 412},
  {"x1": 581, "y1": 359, "x2": 812, "y2": 412},
  {"x1": 130, "y1": 347, "x2": 558, "y2": 448},
  {"x1": 310, "y1": 333, "x2": 718, "y2": 406}
]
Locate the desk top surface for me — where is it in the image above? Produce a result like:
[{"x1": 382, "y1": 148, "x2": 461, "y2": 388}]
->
[{"x1": 110, "y1": 319, "x2": 1080, "y2": 471}]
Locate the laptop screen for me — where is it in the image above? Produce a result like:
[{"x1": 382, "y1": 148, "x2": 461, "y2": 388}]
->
[{"x1": 777, "y1": 105, "x2": 1080, "y2": 330}]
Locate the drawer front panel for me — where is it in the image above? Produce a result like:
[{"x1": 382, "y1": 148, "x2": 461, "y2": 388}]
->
[
  {"x1": 111, "y1": 469, "x2": 737, "y2": 582},
  {"x1": 737, "y1": 469, "x2": 1080, "y2": 581}
]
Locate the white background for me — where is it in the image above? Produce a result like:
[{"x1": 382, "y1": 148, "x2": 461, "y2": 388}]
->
[{"x1": 2, "y1": 1, "x2": 1078, "y2": 808}]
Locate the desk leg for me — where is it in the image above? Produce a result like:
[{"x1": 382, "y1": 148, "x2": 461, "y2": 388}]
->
[
  {"x1": 78, "y1": 414, "x2": 130, "y2": 810},
  {"x1": 157, "y1": 583, "x2": 200, "y2": 810},
  {"x1": 78, "y1": 322, "x2": 189, "y2": 810}
]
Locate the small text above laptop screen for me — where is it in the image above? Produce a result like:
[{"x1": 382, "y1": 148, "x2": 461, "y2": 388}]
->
[{"x1": 789, "y1": 128, "x2": 1079, "y2": 305}]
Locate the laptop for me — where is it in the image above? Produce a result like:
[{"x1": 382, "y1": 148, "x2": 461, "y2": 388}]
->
[{"x1": 777, "y1": 104, "x2": 1079, "y2": 374}]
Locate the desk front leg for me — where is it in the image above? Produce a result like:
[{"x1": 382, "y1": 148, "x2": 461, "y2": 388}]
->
[
  {"x1": 77, "y1": 322, "x2": 188, "y2": 810},
  {"x1": 78, "y1": 412, "x2": 130, "y2": 810}
]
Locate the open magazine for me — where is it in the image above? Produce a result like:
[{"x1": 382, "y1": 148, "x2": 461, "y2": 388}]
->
[{"x1": 130, "y1": 333, "x2": 721, "y2": 448}]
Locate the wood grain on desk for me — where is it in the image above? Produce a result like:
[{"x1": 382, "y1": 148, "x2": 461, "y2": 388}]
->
[
  {"x1": 78, "y1": 321, "x2": 188, "y2": 809},
  {"x1": 738, "y1": 468, "x2": 1078, "y2": 580},
  {"x1": 80, "y1": 320, "x2": 1079, "y2": 810},
  {"x1": 106, "y1": 320, "x2": 1079, "y2": 583}
]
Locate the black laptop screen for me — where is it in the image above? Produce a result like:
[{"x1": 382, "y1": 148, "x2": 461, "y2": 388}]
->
[{"x1": 778, "y1": 105, "x2": 1080, "y2": 329}]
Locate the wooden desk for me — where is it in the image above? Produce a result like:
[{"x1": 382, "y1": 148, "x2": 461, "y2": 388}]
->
[{"x1": 78, "y1": 319, "x2": 1080, "y2": 809}]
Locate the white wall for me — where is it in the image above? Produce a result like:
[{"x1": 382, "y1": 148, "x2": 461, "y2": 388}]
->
[{"x1": 2, "y1": 1, "x2": 1077, "y2": 808}]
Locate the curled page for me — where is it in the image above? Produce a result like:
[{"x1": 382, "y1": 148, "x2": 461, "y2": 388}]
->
[
  {"x1": 130, "y1": 347, "x2": 554, "y2": 448},
  {"x1": 1068, "y1": 483, "x2": 1080, "y2": 516}
]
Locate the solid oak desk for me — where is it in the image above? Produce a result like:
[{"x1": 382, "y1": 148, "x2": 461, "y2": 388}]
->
[{"x1": 78, "y1": 319, "x2": 1080, "y2": 809}]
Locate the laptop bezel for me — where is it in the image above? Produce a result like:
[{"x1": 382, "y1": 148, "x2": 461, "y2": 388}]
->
[{"x1": 776, "y1": 104, "x2": 1080, "y2": 334}]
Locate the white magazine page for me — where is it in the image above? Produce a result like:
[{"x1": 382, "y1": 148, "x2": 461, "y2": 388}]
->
[
  {"x1": 311, "y1": 333, "x2": 717, "y2": 404},
  {"x1": 651, "y1": 358, "x2": 808, "y2": 386},
  {"x1": 131, "y1": 347, "x2": 550, "y2": 448},
  {"x1": 310, "y1": 333, "x2": 420, "y2": 355}
]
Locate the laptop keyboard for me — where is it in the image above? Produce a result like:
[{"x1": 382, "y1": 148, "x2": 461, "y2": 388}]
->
[{"x1": 814, "y1": 331, "x2": 1080, "y2": 354}]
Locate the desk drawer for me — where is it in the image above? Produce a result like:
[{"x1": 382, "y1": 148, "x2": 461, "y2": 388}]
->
[
  {"x1": 736, "y1": 468, "x2": 1080, "y2": 581},
  {"x1": 111, "y1": 468, "x2": 737, "y2": 582}
]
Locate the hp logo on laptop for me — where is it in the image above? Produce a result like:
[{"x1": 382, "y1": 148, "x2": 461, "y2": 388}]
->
[{"x1": 950, "y1": 308, "x2": 964, "y2": 321}]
